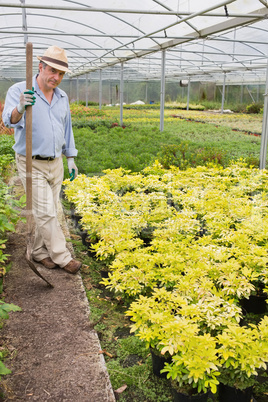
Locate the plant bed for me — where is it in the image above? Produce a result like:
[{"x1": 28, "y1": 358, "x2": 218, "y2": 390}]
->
[{"x1": 63, "y1": 161, "x2": 268, "y2": 402}]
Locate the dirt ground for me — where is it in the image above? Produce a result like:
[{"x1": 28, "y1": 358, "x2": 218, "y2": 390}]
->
[{"x1": 0, "y1": 177, "x2": 115, "y2": 402}]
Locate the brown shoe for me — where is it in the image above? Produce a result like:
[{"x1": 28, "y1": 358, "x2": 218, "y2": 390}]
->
[
  {"x1": 34, "y1": 257, "x2": 57, "y2": 269},
  {"x1": 62, "y1": 259, "x2": 81, "y2": 274}
]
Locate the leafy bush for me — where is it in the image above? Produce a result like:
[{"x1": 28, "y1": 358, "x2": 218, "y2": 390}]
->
[
  {"x1": 246, "y1": 102, "x2": 263, "y2": 114},
  {"x1": 75, "y1": 100, "x2": 99, "y2": 107},
  {"x1": 0, "y1": 103, "x2": 13, "y2": 136},
  {"x1": 0, "y1": 181, "x2": 25, "y2": 241},
  {"x1": 157, "y1": 143, "x2": 227, "y2": 169},
  {"x1": 64, "y1": 161, "x2": 268, "y2": 301},
  {"x1": 0, "y1": 140, "x2": 24, "y2": 381},
  {"x1": 72, "y1": 119, "x2": 116, "y2": 130},
  {"x1": 0, "y1": 135, "x2": 14, "y2": 156},
  {"x1": 0, "y1": 301, "x2": 21, "y2": 379},
  {"x1": 64, "y1": 158, "x2": 268, "y2": 398},
  {"x1": 0, "y1": 135, "x2": 15, "y2": 178},
  {"x1": 123, "y1": 103, "x2": 205, "y2": 111}
]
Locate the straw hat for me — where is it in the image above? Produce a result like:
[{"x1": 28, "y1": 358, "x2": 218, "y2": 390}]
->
[{"x1": 37, "y1": 46, "x2": 71, "y2": 73}]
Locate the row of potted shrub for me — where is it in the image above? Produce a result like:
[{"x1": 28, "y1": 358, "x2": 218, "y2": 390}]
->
[
  {"x1": 0, "y1": 134, "x2": 23, "y2": 380},
  {"x1": 64, "y1": 161, "x2": 268, "y2": 401}
]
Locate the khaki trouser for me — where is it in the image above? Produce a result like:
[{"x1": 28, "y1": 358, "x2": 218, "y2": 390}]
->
[{"x1": 16, "y1": 154, "x2": 72, "y2": 268}]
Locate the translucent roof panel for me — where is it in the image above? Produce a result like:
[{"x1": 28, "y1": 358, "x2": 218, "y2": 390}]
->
[{"x1": 0, "y1": 0, "x2": 267, "y2": 83}]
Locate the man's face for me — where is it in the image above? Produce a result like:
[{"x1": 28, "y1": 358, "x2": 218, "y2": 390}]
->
[{"x1": 39, "y1": 63, "x2": 65, "y2": 90}]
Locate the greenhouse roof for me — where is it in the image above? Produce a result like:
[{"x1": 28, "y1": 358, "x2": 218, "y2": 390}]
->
[{"x1": 0, "y1": 0, "x2": 267, "y2": 84}]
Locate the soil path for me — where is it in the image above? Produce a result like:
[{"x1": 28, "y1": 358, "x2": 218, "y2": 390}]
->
[{"x1": 1, "y1": 177, "x2": 115, "y2": 402}]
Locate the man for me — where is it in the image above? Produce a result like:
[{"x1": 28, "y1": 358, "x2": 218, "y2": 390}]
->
[{"x1": 3, "y1": 45, "x2": 81, "y2": 274}]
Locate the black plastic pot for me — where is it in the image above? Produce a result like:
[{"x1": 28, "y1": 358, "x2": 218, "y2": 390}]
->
[
  {"x1": 171, "y1": 388, "x2": 209, "y2": 402},
  {"x1": 218, "y1": 383, "x2": 253, "y2": 402},
  {"x1": 150, "y1": 348, "x2": 172, "y2": 378},
  {"x1": 81, "y1": 231, "x2": 89, "y2": 247},
  {"x1": 100, "y1": 269, "x2": 109, "y2": 278},
  {"x1": 240, "y1": 294, "x2": 267, "y2": 314},
  {"x1": 70, "y1": 209, "x2": 82, "y2": 228}
]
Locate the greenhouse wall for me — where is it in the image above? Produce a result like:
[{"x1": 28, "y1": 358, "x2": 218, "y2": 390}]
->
[{"x1": 0, "y1": 78, "x2": 265, "y2": 109}]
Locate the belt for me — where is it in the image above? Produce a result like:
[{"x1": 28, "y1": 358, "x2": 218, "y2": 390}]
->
[{"x1": 32, "y1": 155, "x2": 55, "y2": 161}]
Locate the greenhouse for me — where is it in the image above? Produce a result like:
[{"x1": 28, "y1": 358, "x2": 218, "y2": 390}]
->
[
  {"x1": 0, "y1": 2, "x2": 268, "y2": 402},
  {"x1": 0, "y1": 0, "x2": 268, "y2": 165}
]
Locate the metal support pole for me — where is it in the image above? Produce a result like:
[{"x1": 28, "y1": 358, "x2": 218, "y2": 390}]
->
[
  {"x1": 69, "y1": 78, "x2": 72, "y2": 101},
  {"x1": 120, "y1": 62, "x2": 124, "y2": 126},
  {"x1": 126, "y1": 79, "x2": 129, "y2": 105},
  {"x1": 246, "y1": 86, "x2": 255, "y2": 103},
  {"x1": 85, "y1": 73, "x2": 88, "y2": 107},
  {"x1": 187, "y1": 79, "x2": 191, "y2": 111},
  {"x1": 99, "y1": 69, "x2": 102, "y2": 110},
  {"x1": 160, "y1": 50, "x2": 166, "y2": 132},
  {"x1": 76, "y1": 77, "x2": 79, "y2": 104},
  {"x1": 259, "y1": 60, "x2": 268, "y2": 170},
  {"x1": 221, "y1": 73, "x2": 226, "y2": 114},
  {"x1": 20, "y1": 0, "x2": 28, "y2": 45}
]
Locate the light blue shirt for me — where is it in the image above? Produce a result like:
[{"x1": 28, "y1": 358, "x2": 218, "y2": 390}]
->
[{"x1": 2, "y1": 75, "x2": 78, "y2": 158}]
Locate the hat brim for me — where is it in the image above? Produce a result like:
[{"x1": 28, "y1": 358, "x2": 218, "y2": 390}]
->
[{"x1": 37, "y1": 56, "x2": 71, "y2": 73}]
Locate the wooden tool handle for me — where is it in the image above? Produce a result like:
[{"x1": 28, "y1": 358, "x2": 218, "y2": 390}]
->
[{"x1": 26, "y1": 42, "x2": 33, "y2": 221}]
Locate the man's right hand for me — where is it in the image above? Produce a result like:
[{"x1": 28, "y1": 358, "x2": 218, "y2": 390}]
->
[{"x1": 17, "y1": 89, "x2": 36, "y2": 114}]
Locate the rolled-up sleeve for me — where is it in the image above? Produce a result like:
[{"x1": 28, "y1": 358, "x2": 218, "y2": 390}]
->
[{"x1": 2, "y1": 83, "x2": 26, "y2": 128}]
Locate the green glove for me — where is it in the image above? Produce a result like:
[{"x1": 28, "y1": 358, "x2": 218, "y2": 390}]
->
[
  {"x1": 67, "y1": 158, "x2": 78, "y2": 181},
  {"x1": 69, "y1": 169, "x2": 75, "y2": 182},
  {"x1": 17, "y1": 87, "x2": 36, "y2": 114}
]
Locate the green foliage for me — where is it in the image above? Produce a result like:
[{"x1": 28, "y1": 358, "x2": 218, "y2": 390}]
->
[
  {"x1": 217, "y1": 317, "x2": 268, "y2": 390},
  {"x1": 0, "y1": 135, "x2": 15, "y2": 177},
  {"x1": 73, "y1": 125, "x2": 169, "y2": 174},
  {"x1": 106, "y1": 358, "x2": 173, "y2": 402},
  {"x1": 157, "y1": 143, "x2": 227, "y2": 169},
  {"x1": 116, "y1": 336, "x2": 149, "y2": 362},
  {"x1": 123, "y1": 103, "x2": 205, "y2": 111},
  {"x1": 65, "y1": 160, "x2": 268, "y2": 398},
  {"x1": 75, "y1": 100, "x2": 99, "y2": 107},
  {"x1": 0, "y1": 143, "x2": 24, "y2": 381},
  {"x1": 0, "y1": 300, "x2": 21, "y2": 320},
  {"x1": 64, "y1": 161, "x2": 268, "y2": 300},
  {"x1": 0, "y1": 154, "x2": 14, "y2": 176},
  {"x1": 0, "y1": 359, "x2": 11, "y2": 378},
  {"x1": 246, "y1": 102, "x2": 263, "y2": 114},
  {"x1": 72, "y1": 120, "x2": 115, "y2": 129},
  {"x1": 0, "y1": 179, "x2": 25, "y2": 279},
  {"x1": 0, "y1": 135, "x2": 15, "y2": 156},
  {"x1": 65, "y1": 105, "x2": 266, "y2": 400},
  {"x1": 72, "y1": 113, "x2": 262, "y2": 175},
  {"x1": 0, "y1": 182, "x2": 25, "y2": 236},
  {"x1": 0, "y1": 301, "x2": 21, "y2": 379},
  {"x1": 161, "y1": 334, "x2": 220, "y2": 395}
]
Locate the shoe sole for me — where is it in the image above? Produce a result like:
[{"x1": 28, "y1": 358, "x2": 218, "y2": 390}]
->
[{"x1": 33, "y1": 259, "x2": 57, "y2": 269}]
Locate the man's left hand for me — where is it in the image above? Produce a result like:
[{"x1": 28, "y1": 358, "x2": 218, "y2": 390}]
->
[{"x1": 67, "y1": 158, "x2": 78, "y2": 181}]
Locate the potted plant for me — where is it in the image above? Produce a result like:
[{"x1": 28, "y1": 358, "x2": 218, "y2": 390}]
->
[
  {"x1": 126, "y1": 288, "x2": 191, "y2": 377},
  {"x1": 160, "y1": 332, "x2": 220, "y2": 401},
  {"x1": 217, "y1": 318, "x2": 268, "y2": 402}
]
